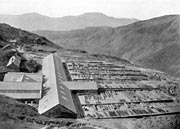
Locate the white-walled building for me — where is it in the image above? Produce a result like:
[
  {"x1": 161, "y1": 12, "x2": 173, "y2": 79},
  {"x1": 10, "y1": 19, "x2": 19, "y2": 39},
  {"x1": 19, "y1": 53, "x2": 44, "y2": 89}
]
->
[
  {"x1": 6, "y1": 55, "x2": 21, "y2": 70},
  {"x1": 38, "y1": 54, "x2": 77, "y2": 118}
]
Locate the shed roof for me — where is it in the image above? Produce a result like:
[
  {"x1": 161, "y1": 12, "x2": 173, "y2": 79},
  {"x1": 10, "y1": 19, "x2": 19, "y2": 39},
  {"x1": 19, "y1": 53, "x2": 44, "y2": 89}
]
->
[
  {"x1": 0, "y1": 82, "x2": 42, "y2": 90},
  {"x1": 63, "y1": 81, "x2": 98, "y2": 91},
  {"x1": 0, "y1": 82, "x2": 42, "y2": 99},
  {"x1": 38, "y1": 54, "x2": 76, "y2": 115},
  {"x1": 0, "y1": 92, "x2": 41, "y2": 99},
  {"x1": 4, "y1": 72, "x2": 43, "y2": 82}
]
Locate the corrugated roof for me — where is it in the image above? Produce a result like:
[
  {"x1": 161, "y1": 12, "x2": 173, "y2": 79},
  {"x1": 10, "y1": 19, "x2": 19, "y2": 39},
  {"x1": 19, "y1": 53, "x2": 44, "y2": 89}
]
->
[
  {"x1": 4, "y1": 72, "x2": 43, "y2": 82},
  {"x1": 63, "y1": 81, "x2": 98, "y2": 91},
  {"x1": 0, "y1": 92, "x2": 41, "y2": 99},
  {"x1": 0, "y1": 82, "x2": 42, "y2": 90},
  {"x1": 0, "y1": 82, "x2": 42, "y2": 99},
  {"x1": 38, "y1": 54, "x2": 76, "y2": 114}
]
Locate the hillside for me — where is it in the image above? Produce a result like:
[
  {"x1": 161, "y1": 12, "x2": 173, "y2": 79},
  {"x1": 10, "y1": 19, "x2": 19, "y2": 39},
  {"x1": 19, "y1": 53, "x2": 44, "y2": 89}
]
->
[
  {"x1": 0, "y1": 23, "x2": 62, "y2": 50},
  {"x1": 35, "y1": 15, "x2": 180, "y2": 78},
  {"x1": 0, "y1": 12, "x2": 138, "y2": 31},
  {"x1": 0, "y1": 95, "x2": 75, "y2": 129},
  {"x1": 0, "y1": 95, "x2": 43, "y2": 129}
]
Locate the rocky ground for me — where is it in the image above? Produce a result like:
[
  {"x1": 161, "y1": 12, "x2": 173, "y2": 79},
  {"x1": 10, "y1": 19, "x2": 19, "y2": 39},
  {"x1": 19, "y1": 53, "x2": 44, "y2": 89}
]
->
[{"x1": 38, "y1": 114, "x2": 180, "y2": 129}]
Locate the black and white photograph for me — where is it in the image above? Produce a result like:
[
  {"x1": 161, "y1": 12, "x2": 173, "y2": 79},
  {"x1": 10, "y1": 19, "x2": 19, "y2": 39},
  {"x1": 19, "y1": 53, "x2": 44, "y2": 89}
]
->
[{"x1": 0, "y1": 0, "x2": 180, "y2": 129}]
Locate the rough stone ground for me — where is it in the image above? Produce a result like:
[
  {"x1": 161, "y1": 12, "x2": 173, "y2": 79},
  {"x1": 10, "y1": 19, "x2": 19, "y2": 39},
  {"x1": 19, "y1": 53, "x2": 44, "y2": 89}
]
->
[
  {"x1": 0, "y1": 120, "x2": 43, "y2": 129},
  {"x1": 38, "y1": 114, "x2": 180, "y2": 129}
]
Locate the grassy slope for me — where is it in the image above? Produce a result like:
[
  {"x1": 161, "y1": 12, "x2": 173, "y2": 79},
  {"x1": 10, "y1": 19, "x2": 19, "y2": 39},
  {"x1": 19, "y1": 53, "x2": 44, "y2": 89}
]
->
[
  {"x1": 35, "y1": 15, "x2": 180, "y2": 78},
  {"x1": 0, "y1": 23, "x2": 62, "y2": 49},
  {"x1": 0, "y1": 95, "x2": 43, "y2": 129}
]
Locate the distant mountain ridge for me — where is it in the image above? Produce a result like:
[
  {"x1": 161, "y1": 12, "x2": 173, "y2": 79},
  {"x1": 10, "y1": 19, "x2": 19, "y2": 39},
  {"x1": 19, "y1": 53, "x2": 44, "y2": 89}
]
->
[
  {"x1": 34, "y1": 15, "x2": 180, "y2": 78},
  {"x1": 0, "y1": 12, "x2": 138, "y2": 31}
]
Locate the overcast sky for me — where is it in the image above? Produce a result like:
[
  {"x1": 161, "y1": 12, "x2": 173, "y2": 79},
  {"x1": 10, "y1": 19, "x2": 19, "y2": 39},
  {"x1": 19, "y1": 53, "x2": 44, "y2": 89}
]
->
[{"x1": 0, "y1": 0, "x2": 180, "y2": 19}]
